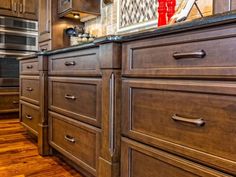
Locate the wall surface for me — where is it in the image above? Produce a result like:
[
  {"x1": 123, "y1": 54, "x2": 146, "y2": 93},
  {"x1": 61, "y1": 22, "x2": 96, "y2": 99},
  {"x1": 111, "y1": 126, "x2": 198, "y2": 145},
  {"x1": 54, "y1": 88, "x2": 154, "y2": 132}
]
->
[{"x1": 85, "y1": 0, "x2": 213, "y2": 37}]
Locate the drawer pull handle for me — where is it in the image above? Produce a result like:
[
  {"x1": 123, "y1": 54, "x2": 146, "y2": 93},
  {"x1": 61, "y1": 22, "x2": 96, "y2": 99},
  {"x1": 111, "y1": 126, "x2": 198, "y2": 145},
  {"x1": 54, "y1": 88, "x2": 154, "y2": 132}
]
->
[
  {"x1": 26, "y1": 87, "x2": 33, "y2": 91},
  {"x1": 172, "y1": 114, "x2": 205, "y2": 127},
  {"x1": 12, "y1": 101, "x2": 19, "y2": 104},
  {"x1": 64, "y1": 135, "x2": 75, "y2": 143},
  {"x1": 65, "y1": 94, "x2": 76, "y2": 100},
  {"x1": 26, "y1": 65, "x2": 33, "y2": 69},
  {"x1": 64, "y1": 61, "x2": 76, "y2": 66},
  {"x1": 25, "y1": 115, "x2": 32, "y2": 120},
  {"x1": 173, "y1": 50, "x2": 206, "y2": 60}
]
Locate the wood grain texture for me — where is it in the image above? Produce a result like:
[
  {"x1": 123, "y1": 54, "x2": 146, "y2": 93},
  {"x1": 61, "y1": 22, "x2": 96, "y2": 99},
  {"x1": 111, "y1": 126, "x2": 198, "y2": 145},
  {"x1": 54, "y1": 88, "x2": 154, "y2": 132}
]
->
[
  {"x1": 122, "y1": 23, "x2": 236, "y2": 78},
  {"x1": 121, "y1": 137, "x2": 232, "y2": 177},
  {"x1": 122, "y1": 79, "x2": 236, "y2": 175},
  {"x1": 0, "y1": 118, "x2": 84, "y2": 177}
]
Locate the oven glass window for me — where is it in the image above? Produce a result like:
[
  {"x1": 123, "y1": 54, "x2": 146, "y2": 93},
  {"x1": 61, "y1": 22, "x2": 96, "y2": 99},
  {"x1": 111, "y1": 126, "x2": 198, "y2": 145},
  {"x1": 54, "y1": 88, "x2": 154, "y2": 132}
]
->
[
  {"x1": 0, "y1": 58, "x2": 19, "y2": 78},
  {"x1": 5, "y1": 35, "x2": 36, "y2": 46}
]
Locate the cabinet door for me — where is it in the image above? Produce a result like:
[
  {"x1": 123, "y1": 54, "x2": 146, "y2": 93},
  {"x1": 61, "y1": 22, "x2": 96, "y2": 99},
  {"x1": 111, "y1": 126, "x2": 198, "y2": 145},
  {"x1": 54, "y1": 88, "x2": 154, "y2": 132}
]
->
[
  {"x1": 0, "y1": 0, "x2": 18, "y2": 17},
  {"x1": 39, "y1": 0, "x2": 51, "y2": 43},
  {"x1": 58, "y1": 0, "x2": 72, "y2": 15},
  {"x1": 19, "y1": 0, "x2": 38, "y2": 20}
]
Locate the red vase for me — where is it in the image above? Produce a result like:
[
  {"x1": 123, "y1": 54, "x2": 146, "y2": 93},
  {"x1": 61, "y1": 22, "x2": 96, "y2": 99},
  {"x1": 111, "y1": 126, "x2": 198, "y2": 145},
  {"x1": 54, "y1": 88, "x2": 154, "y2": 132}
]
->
[
  {"x1": 158, "y1": 0, "x2": 167, "y2": 27},
  {"x1": 167, "y1": 0, "x2": 176, "y2": 21}
]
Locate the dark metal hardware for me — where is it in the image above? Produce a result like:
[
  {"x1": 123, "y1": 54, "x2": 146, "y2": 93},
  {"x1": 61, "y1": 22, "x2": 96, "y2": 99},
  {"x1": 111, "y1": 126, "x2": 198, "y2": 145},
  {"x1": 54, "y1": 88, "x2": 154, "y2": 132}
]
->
[
  {"x1": 64, "y1": 61, "x2": 76, "y2": 66},
  {"x1": 173, "y1": 50, "x2": 206, "y2": 60}
]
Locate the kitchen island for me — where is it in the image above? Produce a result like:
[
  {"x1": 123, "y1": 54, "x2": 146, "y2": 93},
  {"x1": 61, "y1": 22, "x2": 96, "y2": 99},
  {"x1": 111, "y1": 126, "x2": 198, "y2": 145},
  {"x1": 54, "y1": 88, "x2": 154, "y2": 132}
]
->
[{"x1": 19, "y1": 11, "x2": 236, "y2": 177}]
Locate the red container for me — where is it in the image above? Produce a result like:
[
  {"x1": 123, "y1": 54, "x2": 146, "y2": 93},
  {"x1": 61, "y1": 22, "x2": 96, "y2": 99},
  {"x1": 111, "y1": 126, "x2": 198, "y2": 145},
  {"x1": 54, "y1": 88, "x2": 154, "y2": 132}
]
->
[
  {"x1": 167, "y1": 0, "x2": 176, "y2": 21},
  {"x1": 158, "y1": 0, "x2": 167, "y2": 26}
]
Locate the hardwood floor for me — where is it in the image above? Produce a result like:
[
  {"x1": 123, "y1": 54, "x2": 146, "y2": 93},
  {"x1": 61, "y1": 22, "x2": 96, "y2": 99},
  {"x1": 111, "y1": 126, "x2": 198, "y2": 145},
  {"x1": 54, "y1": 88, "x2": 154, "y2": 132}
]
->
[{"x1": 0, "y1": 119, "x2": 84, "y2": 177}]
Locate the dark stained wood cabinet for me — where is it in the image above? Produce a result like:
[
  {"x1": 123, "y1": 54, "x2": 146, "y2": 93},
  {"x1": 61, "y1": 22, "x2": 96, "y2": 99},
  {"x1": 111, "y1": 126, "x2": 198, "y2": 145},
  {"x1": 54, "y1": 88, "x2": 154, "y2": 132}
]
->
[
  {"x1": 39, "y1": 0, "x2": 51, "y2": 50},
  {"x1": 19, "y1": 14, "x2": 236, "y2": 177},
  {"x1": 19, "y1": 55, "x2": 49, "y2": 156},
  {"x1": 46, "y1": 43, "x2": 121, "y2": 177},
  {"x1": 20, "y1": 100, "x2": 40, "y2": 135},
  {"x1": 49, "y1": 111, "x2": 100, "y2": 176},
  {"x1": 48, "y1": 77, "x2": 102, "y2": 127},
  {"x1": 121, "y1": 138, "x2": 232, "y2": 177},
  {"x1": 121, "y1": 21, "x2": 236, "y2": 176},
  {"x1": 0, "y1": 0, "x2": 37, "y2": 20}
]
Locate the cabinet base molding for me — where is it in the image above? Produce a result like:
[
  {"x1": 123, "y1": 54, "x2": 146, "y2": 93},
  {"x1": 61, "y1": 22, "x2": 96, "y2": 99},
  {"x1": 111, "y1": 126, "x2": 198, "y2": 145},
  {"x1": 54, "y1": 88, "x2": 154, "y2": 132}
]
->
[{"x1": 98, "y1": 157, "x2": 120, "y2": 177}]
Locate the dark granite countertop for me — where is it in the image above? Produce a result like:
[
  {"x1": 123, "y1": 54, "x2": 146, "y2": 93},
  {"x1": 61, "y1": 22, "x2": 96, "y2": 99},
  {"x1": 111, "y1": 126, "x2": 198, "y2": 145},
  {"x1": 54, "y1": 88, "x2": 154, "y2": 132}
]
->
[{"x1": 24, "y1": 10, "x2": 236, "y2": 57}]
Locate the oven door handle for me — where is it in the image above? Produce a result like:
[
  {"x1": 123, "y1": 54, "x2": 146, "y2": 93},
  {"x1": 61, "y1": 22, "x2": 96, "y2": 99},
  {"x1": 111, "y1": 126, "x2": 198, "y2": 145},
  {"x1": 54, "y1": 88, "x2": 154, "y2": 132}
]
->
[{"x1": 0, "y1": 51, "x2": 35, "y2": 57}]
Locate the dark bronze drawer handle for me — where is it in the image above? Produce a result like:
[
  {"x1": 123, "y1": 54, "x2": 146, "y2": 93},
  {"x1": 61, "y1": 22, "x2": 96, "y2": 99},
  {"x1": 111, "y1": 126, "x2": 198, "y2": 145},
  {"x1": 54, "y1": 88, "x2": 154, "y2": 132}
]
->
[
  {"x1": 65, "y1": 94, "x2": 76, "y2": 100},
  {"x1": 25, "y1": 115, "x2": 32, "y2": 120},
  {"x1": 64, "y1": 61, "x2": 76, "y2": 66},
  {"x1": 12, "y1": 101, "x2": 19, "y2": 104},
  {"x1": 64, "y1": 135, "x2": 75, "y2": 143},
  {"x1": 26, "y1": 65, "x2": 33, "y2": 69},
  {"x1": 173, "y1": 50, "x2": 206, "y2": 60},
  {"x1": 172, "y1": 114, "x2": 205, "y2": 127},
  {"x1": 26, "y1": 87, "x2": 33, "y2": 91}
]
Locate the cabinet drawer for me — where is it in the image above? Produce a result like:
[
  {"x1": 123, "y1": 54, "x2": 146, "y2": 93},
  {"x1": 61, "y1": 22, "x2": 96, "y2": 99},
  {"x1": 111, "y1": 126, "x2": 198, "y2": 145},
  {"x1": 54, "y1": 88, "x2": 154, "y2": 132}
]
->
[
  {"x1": 20, "y1": 76, "x2": 40, "y2": 105},
  {"x1": 20, "y1": 101, "x2": 39, "y2": 135},
  {"x1": 49, "y1": 112, "x2": 100, "y2": 176},
  {"x1": 48, "y1": 48, "x2": 101, "y2": 76},
  {"x1": 122, "y1": 79, "x2": 236, "y2": 175},
  {"x1": 20, "y1": 58, "x2": 39, "y2": 75},
  {"x1": 121, "y1": 138, "x2": 232, "y2": 177},
  {"x1": 48, "y1": 77, "x2": 102, "y2": 127},
  {"x1": 0, "y1": 91, "x2": 19, "y2": 113},
  {"x1": 122, "y1": 26, "x2": 236, "y2": 78}
]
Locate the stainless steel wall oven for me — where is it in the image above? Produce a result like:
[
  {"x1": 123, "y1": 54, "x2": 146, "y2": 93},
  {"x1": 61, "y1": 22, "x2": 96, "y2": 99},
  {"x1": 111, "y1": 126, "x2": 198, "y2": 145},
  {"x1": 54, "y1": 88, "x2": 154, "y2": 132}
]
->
[{"x1": 0, "y1": 16, "x2": 38, "y2": 87}]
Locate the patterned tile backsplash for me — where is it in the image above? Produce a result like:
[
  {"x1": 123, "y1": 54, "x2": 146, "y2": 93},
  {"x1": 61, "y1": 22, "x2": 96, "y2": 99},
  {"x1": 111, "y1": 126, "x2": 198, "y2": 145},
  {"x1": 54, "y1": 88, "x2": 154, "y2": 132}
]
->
[
  {"x1": 120, "y1": 0, "x2": 157, "y2": 28},
  {"x1": 84, "y1": 0, "x2": 213, "y2": 37}
]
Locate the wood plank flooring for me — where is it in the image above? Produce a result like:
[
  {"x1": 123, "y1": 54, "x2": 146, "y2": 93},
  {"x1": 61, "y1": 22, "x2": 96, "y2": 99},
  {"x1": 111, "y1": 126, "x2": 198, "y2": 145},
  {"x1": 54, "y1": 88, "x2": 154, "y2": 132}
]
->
[{"x1": 0, "y1": 119, "x2": 84, "y2": 177}]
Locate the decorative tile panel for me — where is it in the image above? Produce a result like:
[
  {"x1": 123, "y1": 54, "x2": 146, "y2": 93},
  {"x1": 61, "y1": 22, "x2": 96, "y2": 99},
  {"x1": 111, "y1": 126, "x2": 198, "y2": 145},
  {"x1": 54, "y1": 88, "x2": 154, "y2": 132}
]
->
[{"x1": 120, "y1": 0, "x2": 157, "y2": 28}]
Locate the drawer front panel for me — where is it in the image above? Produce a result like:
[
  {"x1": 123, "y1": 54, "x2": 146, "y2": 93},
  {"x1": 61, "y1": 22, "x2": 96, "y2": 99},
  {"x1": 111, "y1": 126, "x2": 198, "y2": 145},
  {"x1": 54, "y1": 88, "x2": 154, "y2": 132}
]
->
[
  {"x1": 0, "y1": 93, "x2": 19, "y2": 113},
  {"x1": 20, "y1": 59, "x2": 39, "y2": 75},
  {"x1": 122, "y1": 26, "x2": 236, "y2": 78},
  {"x1": 48, "y1": 77, "x2": 102, "y2": 127},
  {"x1": 121, "y1": 138, "x2": 232, "y2": 177},
  {"x1": 122, "y1": 79, "x2": 236, "y2": 174},
  {"x1": 48, "y1": 48, "x2": 101, "y2": 76},
  {"x1": 20, "y1": 76, "x2": 40, "y2": 105},
  {"x1": 20, "y1": 101, "x2": 39, "y2": 135},
  {"x1": 49, "y1": 112, "x2": 100, "y2": 176}
]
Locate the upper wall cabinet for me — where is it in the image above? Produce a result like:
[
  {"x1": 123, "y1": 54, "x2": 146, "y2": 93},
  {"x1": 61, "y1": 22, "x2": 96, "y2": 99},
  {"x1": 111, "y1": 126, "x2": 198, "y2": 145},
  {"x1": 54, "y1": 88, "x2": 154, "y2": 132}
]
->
[
  {"x1": 214, "y1": 0, "x2": 236, "y2": 14},
  {"x1": 0, "y1": 0, "x2": 38, "y2": 20},
  {"x1": 0, "y1": 0, "x2": 17, "y2": 17},
  {"x1": 58, "y1": 0, "x2": 100, "y2": 22},
  {"x1": 39, "y1": 0, "x2": 51, "y2": 43}
]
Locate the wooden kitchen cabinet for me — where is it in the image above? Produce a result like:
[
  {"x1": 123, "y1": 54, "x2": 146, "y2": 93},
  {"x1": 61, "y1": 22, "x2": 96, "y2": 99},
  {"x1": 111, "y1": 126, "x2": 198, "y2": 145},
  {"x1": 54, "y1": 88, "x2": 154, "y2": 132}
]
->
[
  {"x1": 18, "y1": 0, "x2": 38, "y2": 20},
  {"x1": 0, "y1": 0, "x2": 37, "y2": 20},
  {"x1": 0, "y1": 0, "x2": 18, "y2": 17},
  {"x1": 39, "y1": 0, "x2": 51, "y2": 44},
  {"x1": 58, "y1": 0, "x2": 100, "y2": 16}
]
